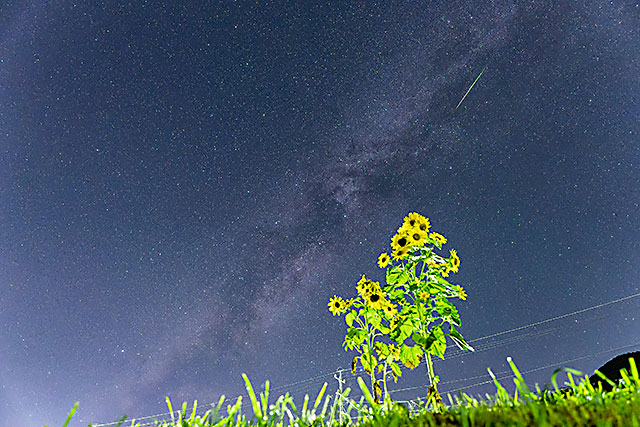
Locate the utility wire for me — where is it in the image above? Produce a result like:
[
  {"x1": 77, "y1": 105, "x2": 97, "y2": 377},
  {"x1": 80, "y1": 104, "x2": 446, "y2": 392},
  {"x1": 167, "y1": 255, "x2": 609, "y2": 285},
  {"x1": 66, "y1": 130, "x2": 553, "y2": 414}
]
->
[{"x1": 467, "y1": 292, "x2": 640, "y2": 344}]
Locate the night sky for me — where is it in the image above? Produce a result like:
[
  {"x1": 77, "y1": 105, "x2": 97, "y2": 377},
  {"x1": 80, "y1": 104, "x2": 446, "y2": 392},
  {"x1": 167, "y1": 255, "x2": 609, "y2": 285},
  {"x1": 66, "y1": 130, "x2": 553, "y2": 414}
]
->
[{"x1": 1, "y1": 1, "x2": 639, "y2": 426}]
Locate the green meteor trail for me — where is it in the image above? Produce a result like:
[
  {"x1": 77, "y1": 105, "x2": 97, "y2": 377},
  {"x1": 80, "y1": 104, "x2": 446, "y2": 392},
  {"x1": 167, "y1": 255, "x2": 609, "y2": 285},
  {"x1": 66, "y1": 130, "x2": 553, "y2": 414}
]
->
[{"x1": 456, "y1": 66, "x2": 487, "y2": 109}]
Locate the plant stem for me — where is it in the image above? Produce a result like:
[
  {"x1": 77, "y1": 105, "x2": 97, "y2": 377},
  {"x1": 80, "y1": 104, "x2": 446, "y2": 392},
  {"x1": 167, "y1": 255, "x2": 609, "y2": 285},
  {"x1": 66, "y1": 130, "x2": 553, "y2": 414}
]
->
[
  {"x1": 366, "y1": 319, "x2": 377, "y2": 397},
  {"x1": 382, "y1": 362, "x2": 389, "y2": 403},
  {"x1": 425, "y1": 350, "x2": 435, "y2": 386}
]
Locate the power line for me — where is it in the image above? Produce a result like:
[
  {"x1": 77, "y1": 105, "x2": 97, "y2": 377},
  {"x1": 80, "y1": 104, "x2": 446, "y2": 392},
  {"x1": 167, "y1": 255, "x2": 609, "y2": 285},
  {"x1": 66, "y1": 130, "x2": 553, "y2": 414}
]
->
[
  {"x1": 467, "y1": 292, "x2": 640, "y2": 344},
  {"x1": 90, "y1": 291, "x2": 640, "y2": 426},
  {"x1": 394, "y1": 340, "x2": 640, "y2": 409}
]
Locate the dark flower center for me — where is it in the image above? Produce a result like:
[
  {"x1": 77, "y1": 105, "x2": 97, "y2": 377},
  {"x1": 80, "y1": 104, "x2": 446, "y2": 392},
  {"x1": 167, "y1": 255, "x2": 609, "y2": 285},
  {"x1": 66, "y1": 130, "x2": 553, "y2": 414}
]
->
[
  {"x1": 398, "y1": 237, "x2": 407, "y2": 247},
  {"x1": 334, "y1": 302, "x2": 340, "y2": 308},
  {"x1": 370, "y1": 294, "x2": 380, "y2": 303},
  {"x1": 419, "y1": 224, "x2": 427, "y2": 231},
  {"x1": 412, "y1": 233, "x2": 420, "y2": 240}
]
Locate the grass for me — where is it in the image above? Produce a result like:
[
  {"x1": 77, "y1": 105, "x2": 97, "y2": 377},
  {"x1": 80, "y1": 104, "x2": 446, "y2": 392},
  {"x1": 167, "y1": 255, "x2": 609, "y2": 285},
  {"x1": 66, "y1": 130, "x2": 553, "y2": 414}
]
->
[{"x1": 54, "y1": 357, "x2": 640, "y2": 427}]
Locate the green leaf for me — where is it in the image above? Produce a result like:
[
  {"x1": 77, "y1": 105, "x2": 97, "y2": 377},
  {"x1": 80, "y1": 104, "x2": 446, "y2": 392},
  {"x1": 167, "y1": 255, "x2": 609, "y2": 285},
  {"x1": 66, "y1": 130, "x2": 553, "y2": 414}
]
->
[
  {"x1": 355, "y1": 330, "x2": 367, "y2": 347},
  {"x1": 386, "y1": 265, "x2": 410, "y2": 286},
  {"x1": 389, "y1": 315, "x2": 413, "y2": 342},
  {"x1": 424, "y1": 325, "x2": 446, "y2": 359},
  {"x1": 450, "y1": 311, "x2": 461, "y2": 327},
  {"x1": 427, "y1": 282, "x2": 446, "y2": 295},
  {"x1": 411, "y1": 332, "x2": 428, "y2": 348},
  {"x1": 434, "y1": 297, "x2": 460, "y2": 325},
  {"x1": 345, "y1": 310, "x2": 356, "y2": 327},
  {"x1": 343, "y1": 328, "x2": 367, "y2": 351},
  {"x1": 433, "y1": 274, "x2": 453, "y2": 287},
  {"x1": 407, "y1": 280, "x2": 420, "y2": 293},
  {"x1": 361, "y1": 351, "x2": 377, "y2": 375},
  {"x1": 374, "y1": 342, "x2": 390, "y2": 358},
  {"x1": 397, "y1": 321, "x2": 413, "y2": 343},
  {"x1": 390, "y1": 361, "x2": 402, "y2": 382},
  {"x1": 343, "y1": 327, "x2": 359, "y2": 350},
  {"x1": 368, "y1": 312, "x2": 382, "y2": 330},
  {"x1": 449, "y1": 325, "x2": 474, "y2": 352},
  {"x1": 351, "y1": 356, "x2": 359, "y2": 374},
  {"x1": 242, "y1": 373, "x2": 262, "y2": 420},
  {"x1": 399, "y1": 343, "x2": 423, "y2": 369}
]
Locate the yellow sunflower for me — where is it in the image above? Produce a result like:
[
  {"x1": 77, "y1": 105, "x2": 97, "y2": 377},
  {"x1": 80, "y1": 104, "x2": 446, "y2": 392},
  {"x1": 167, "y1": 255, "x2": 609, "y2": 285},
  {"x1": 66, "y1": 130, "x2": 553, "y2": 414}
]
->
[
  {"x1": 450, "y1": 249, "x2": 460, "y2": 272},
  {"x1": 418, "y1": 290, "x2": 430, "y2": 300},
  {"x1": 430, "y1": 232, "x2": 447, "y2": 246},
  {"x1": 328, "y1": 295, "x2": 345, "y2": 316},
  {"x1": 382, "y1": 301, "x2": 398, "y2": 318},
  {"x1": 357, "y1": 274, "x2": 368, "y2": 285},
  {"x1": 426, "y1": 259, "x2": 439, "y2": 269},
  {"x1": 391, "y1": 231, "x2": 410, "y2": 252},
  {"x1": 454, "y1": 285, "x2": 467, "y2": 301},
  {"x1": 405, "y1": 228, "x2": 429, "y2": 247},
  {"x1": 364, "y1": 288, "x2": 386, "y2": 310},
  {"x1": 377, "y1": 252, "x2": 390, "y2": 268},
  {"x1": 358, "y1": 275, "x2": 383, "y2": 297},
  {"x1": 440, "y1": 267, "x2": 450, "y2": 278},
  {"x1": 357, "y1": 275, "x2": 374, "y2": 297},
  {"x1": 402, "y1": 212, "x2": 431, "y2": 234},
  {"x1": 403, "y1": 212, "x2": 430, "y2": 230},
  {"x1": 388, "y1": 344, "x2": 400, "y2": 360},
  {"x1": 389, "y1": 315, "x2": 403, "y2": 331},
  {"x1": 391, "y1": 246, "x2": 409, "y2": 260}
]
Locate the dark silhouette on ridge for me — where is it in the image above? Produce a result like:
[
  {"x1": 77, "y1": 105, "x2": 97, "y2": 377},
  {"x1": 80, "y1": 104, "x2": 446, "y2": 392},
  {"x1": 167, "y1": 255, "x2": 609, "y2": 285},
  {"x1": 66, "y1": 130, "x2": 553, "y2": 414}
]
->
[{"x1": 589, "y1": 351, "x2": 640, "y2": 392}]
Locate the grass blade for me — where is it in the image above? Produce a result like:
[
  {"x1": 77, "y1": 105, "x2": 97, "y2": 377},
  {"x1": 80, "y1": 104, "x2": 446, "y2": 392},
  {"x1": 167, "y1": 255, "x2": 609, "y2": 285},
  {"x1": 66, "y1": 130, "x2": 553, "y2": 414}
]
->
[
  {"x1": 189, "y1": 400, "x2": 197, "y2": 422},
  {"x1": 301, "y1": 393, "x2": 309, "y2": 420},
  {"x1": 507, "y1": 357, "x2": 532, "y2": 398},
  {"x1": 179, "y1": 401, "x2": 187, "y2": 424},
  {"x1": 629, "y1": 357, "x2": 640, "y2": 388},
  {"x1": 357, "y1": 377, "x2": 376, "y2": 409},
  {"x1": 242, "y1": 373, "x2": 263, "y2": 422},
  {"x1": 487, "y1": 368, "x2": 509, "y2": 405},
  {"x1": 61, "y1": 402, "x2": 79, "y2": 427},
  {"x1": 320, "y1": 394, "x2": 331, "y2": 419},
  {"x1": 166, "y1": 397, "x2": 175, "y2": 425},
  {"x1": 313, "y1": 382, "x2": 328, "y2": 412},
  {"x1": 260, "y1": 380, "x2": 270, "y2": 419},
  {"x1": 593, "y1": 369, "x2": 617, "y2": 390}
]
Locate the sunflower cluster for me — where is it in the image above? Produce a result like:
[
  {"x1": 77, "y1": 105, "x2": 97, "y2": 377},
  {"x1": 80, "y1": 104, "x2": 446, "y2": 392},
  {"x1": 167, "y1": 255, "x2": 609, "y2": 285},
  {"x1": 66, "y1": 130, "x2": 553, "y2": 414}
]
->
[
  {"x1": 384, "y1": 212, "x2": 461, "y2": 277},
  {"x1": 389, "y1": 212, "x2": 431, "y2": 260},
  {"x1": 328, "y1": 212, "x2": 465, "y2": 319},
  {"x1": 357, "y1": 275, "x2": 395, "y2": 312}
]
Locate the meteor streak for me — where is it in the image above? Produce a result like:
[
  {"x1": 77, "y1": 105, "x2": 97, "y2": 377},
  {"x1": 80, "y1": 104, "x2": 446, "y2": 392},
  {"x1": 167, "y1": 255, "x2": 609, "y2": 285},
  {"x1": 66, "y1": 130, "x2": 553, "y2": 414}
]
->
[{"x1": 456, "y1": 66, "x2": 487, "y2": 109}]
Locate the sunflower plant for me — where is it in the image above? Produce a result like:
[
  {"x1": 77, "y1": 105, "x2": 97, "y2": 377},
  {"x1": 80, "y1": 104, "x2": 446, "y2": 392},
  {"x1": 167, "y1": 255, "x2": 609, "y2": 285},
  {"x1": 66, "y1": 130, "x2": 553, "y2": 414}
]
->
[
  {"x1": 328, "y1": 276, "x2": 403, "y2": 404},
  {"x1": 328, "y1": 212, "x2": 474, "y2": 410}
]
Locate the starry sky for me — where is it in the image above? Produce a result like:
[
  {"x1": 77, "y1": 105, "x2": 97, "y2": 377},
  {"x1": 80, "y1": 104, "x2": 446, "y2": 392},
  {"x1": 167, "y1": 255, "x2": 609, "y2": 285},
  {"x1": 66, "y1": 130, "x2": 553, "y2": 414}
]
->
[{"x1": 1, "y1": 1, "x2": 639, "y2": 426}]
